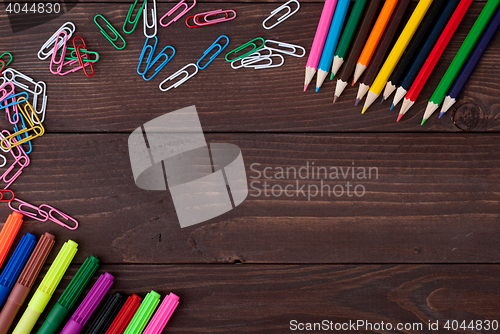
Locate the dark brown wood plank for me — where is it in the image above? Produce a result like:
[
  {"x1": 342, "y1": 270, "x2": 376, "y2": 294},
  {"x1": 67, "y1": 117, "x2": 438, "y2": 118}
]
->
[
  {"x1": 19, "y1": 264, "x2": 500, "y2": 333},
  {"x1": 1, "y1": 3, "x2": 499, "y2": 132},
  {"x1": 0, "y1": 132, "x2": 498, "y2": 264}
]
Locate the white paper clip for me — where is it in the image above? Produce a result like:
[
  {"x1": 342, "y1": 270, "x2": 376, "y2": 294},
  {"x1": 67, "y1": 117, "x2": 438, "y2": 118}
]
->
[
  {"x1": 144, "y1": 0, "x2": 157, "y2": 38},
  {"x1": 264, "y1": 40, "x2": 305, "y2": 57},
  {"x1": 230, "y1": 47, "x2": 273, "y2": 70},
  {"x1": 37, "y1": 22, "x2": 76, "y2": 60},
  {"x1": 2, "y1": 68, "x2": 47, "y2": 124},
  {"x1": 159, "y1": 63, "x2": 198, "y2": 92},
  {"x1": 262, "y1": 0, "x2": 300, "y2": 30},
  {"x1": 245, "y1": 54, "x2": 284, "y2": 69}
]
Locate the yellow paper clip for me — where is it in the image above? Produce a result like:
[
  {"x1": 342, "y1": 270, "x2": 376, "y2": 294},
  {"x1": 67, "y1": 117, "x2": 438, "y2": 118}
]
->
[{"x1": 1, "y1": 99, "x2": 44, "y2": 151}]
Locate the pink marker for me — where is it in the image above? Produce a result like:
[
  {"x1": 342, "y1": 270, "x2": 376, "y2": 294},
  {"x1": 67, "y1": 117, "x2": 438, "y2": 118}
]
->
[
  {"x1": 60, "y1": 273, "x2": 114, "y2": 334},
  {"x1": 304, "y1": 0, "x2": 338, "y2": 91},
  {"x1": 142, "y1": 293, "x2": 180, "y2": 334}
]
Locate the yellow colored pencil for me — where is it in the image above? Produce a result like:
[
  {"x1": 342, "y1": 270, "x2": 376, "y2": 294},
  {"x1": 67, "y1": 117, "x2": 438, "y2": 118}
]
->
[{"x1": 362, "y1": 0, "x2": 435, "y2": 113}]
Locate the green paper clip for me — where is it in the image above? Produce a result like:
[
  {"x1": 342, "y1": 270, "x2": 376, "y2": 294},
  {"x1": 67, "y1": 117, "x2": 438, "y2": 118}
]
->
[
  {"x1": 225, "y1": 37, "x2": 265, "y2": 63},
  {"x1": 60, "y1": 47, "x2": 100, "y2": 63},
  {"x1": 94, "y1": 14, "x2": 126, "y2": 50},
  {"x1": 0, "y1": 53, "x2": 13, "y2": 67},
  {"x1": 123, "y1": 0, "x2": 147, "y2": 34}
]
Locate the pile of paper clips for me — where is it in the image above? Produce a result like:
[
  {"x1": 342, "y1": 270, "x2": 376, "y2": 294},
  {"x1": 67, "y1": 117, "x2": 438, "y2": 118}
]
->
[
  {"x1": 0, "y1": 56, "x2": 78, "y2": 230},
  {"x1": 90, "y1": 0, "x2": 303, "y2": 89},
  {"x1": 39, "y1": 22, "x2": 99, "y2": 77}
]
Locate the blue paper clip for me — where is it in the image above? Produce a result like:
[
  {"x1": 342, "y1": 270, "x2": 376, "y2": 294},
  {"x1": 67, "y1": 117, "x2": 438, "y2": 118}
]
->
[
  {"x1": 13, "y1": 112, "x2": 33, "y2": 154},
  {"x1": 142, "y1": 46, "x2": 176, "y2": 81},
  {"x1": 197, "y1": 35, "x2": 230, "y2": 70},
  {"x1": 0, "y1": 92, "x2": 28, "y2": 110},
  {"x1": 138, "y1": 36, "x2": 158, "y2": 76}
]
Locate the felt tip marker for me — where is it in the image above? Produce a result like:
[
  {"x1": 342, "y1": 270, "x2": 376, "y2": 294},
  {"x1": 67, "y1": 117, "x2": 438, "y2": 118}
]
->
[
  {"x1": 86, "y1": 292, "x2": 126, "y2": 334},
  {"x1": 37, "y1": 256, "x2": 100, "y2": 334},
  {"x1": 143, "y1": 293, "x2": 179, "y2": 334},
  {"x1": 123, "y1": 291, "x2": 160, "y2": 334},
  {"x1": 0, "y1": 212, "x2": 24, "y2": 268},
  {"x1": 0, "y1": 233, "x2": 55, "y2": 334},
  {"x1": 12, "y1": 239, "x2": 78, "y2": 334},
  {"x1": 105, "y1": 294, "x2": 142, "y2": 334}
]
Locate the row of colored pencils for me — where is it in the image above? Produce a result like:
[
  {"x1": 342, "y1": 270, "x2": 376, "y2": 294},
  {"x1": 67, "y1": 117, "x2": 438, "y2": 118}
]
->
[{"x1": 304, "y1": 0, "x2": 500, "y2": 124}]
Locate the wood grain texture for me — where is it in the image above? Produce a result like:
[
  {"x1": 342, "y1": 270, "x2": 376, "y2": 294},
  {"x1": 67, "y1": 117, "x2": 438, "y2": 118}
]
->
[
  {"x1": 16, "y1": 264, "x2": 500, "y2": 333},
  {"x1": 1, "y1": 3, "x2": 499, "y2": 132},
  {"x1": 0, "y1": 132, "x2": 497, "y2": 264}
]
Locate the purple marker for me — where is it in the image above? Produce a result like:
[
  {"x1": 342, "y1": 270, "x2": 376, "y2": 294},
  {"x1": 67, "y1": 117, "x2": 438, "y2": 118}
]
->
[{"x1": 60, "y1": 273, "x2": 114, "y2": 334}]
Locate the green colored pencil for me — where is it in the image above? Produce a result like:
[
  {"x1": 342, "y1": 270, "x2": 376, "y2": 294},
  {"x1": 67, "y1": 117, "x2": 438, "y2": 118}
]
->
[
  {"x1": 331, "y1": 0, "x2": 369, "y2": 78},
  {"x1": 423, "y1": 0, "x2": 500, "y2": 122}
]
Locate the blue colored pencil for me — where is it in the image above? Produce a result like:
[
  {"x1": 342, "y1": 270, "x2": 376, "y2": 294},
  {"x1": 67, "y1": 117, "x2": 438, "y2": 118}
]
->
[
  {"x1": 392, "y1": 0, "x2": 460, "y2": 110},
  {"x1": 440, "y1": 5, "x2": 500, "y2": 116},
  {"x1": 316, "y1": 0, "x2": 350, "y2": 91}
]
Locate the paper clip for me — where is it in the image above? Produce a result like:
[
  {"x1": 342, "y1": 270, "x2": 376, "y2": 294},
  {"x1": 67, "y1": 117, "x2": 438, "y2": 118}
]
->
[
  {"x1": 264, "y1": 40, "x2": 305, "y2": 57},
  {"x1": 38, "y1": 204, "x2": 79, "y2": 230},
  {"x1": 49, "y1": 30, "x2": 68, "y2": 74},
  {"x1": 3, "y1": 99, "x2": 20, "y2": 125},
  {"x1": 0, "y1": 61, "x2": 5, "y2": 75},
  {"x1": 186, "y1": 9, "x2": 236, "y2": 27},
  {"x1": 225, "y1": 37, "x2": 265, "y2": 62},
  {"x1": 144, "y1": 0, "x2": 157, "y2": 38},
  {"x1": 1, "y1": 99, "x2": 44, "y2": 151},
  {"x1": 0, "y1": 53, "x2": 13, "y2": 68},
  {"x1": 0, "y1": 130, "x2": 30, "y2": 189},
  {"x1": 94, "y1": 14, "x2": 126, "y2": 50},
  {"x1": 0, "y1": 92, "x2": 28, "y2": 109},
  {"x1": 143, "y1": 46, "x2": 175, "y2": 81},
  {"x1": 138, "y1": 37, "x2": 158, "y2": 76},
  {"x1": 230, "y1": 47, "x2": 273, "y2": 69},
  {"x1": 8, "y1": 199, "x2": 79, "y2": 229},
  {"x1": 0, "y1": 81, "x2": 15, "y2": 100},
  {"x1": 0, "y1": 155, "x2": 5, "y2": 168},
  {"x1": 159, "y1": 63, "x2": 198, "y2": 92},
  {"x1": 159, "y1": 0, "x2": 196, "y2": 27},
  {"x1": 14, "y1": 112, "x2": 33, "y2": 154},
  {"x1": 197, "y1": 35, "x2": 230, "y2": 69},
  {"x1": 9, "y1": 199, "x2": 48, "y2": 221},
  {"x1": 0, "y1": 190, "x2": 14, "y2": 202},
  {"x1": 59, "y1": 58, "x2": 91, "y2": 76},
  {"x1": 37, "y1": 22, "x2": 76, "y2": 60},
  {"x1": 244, "y1": 54, "x2": 284, "y2": 69},
  {"x1": 262, "y1": 0, "x2": 300, "y2": 30},
  {"x1": 124, "y1": 0, "x2": 147, "y2": 34},
  {"x1": 73, "y1": 36, "x2": 94, "y2": 77},
  {"x1": 61, "y1": 47, "x2": 100, "y2": 62}
]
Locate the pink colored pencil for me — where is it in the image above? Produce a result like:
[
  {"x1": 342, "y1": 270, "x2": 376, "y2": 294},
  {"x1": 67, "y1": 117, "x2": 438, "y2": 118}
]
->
[{"x1": 304, "y1": 0, "x2": 338, "y2": 91}]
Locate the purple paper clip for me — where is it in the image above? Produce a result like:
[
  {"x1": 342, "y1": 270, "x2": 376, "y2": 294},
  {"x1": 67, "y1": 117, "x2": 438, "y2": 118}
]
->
[
  {"x1": 50, "y1": 30, "x2": 68, "y2": 74},
  {"x1": 159, "y1": 0, "x2": 196, "y2": 27}
]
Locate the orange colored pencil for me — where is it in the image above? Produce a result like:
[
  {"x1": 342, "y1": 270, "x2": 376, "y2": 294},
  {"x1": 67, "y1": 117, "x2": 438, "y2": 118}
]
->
[{"x1": 353, "y1": 0, "x2": 399, "y2": 84}]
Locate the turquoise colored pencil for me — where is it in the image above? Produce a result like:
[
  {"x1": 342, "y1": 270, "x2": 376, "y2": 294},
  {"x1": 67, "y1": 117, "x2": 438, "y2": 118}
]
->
[{"x1": 316, "y1": 0, "x2": 350, "y2": 91}]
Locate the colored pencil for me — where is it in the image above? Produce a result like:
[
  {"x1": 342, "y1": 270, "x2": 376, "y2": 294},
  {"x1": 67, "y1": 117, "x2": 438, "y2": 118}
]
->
[
  {"x1": 304, "y1": 0, "x2": 338, "y2": 91},
  {"x1": 399, "y1": 0, "x2": 472, "y2": 118},
  {"x1": 393, "y1": 0, "x2": 460, "y2": 115},
  {"x1": 333, "y1": 0, "x2": 381, "y2": 101},
  {"x1": 355, "y1": 0, "x2": 410, "y2": 105},
  {"x1": 316, "y1": 0, "x2": 350, "y2": 91},
  {"x1": 382, "y1": 0, "x2": 448, "y2": 103},
  {"x1": 423, "y1": 0, "x2": 500, "y2": 123},
  {"x1": 330, "y1": 0, "x2": 370, "y2": 78},
  {"x1": 363, "y1": 0, "x2": 435, "y2": 114},
  {"x1": 440, "y1": 6, "x2": 500, "y2": 115},
  {"x1": 353, "y1": 0, "x2": 399, "y2": 85}
]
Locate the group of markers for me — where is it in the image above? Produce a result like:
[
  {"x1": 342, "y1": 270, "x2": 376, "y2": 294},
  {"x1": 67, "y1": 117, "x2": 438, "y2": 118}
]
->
[
  {"x1": 0, "y1": 211, "x2": 179, "y2": 334},
  {"x1": 304, "y1": 0, "x2": 500, "y2": 124}
]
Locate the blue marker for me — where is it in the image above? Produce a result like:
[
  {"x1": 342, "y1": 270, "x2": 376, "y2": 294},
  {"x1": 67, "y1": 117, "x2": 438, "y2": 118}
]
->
[
  {"x1": 0, "y1": 233, "x2": 37, "y2": 307},
  {"x1": 316, "y1": 0, "x2": 350, "y2": 92}
]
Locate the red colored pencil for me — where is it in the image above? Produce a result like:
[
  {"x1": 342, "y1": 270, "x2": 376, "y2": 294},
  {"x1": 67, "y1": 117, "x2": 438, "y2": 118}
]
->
[{"x1": 399, "y1": 0, "x2": 473, "y2": 117}]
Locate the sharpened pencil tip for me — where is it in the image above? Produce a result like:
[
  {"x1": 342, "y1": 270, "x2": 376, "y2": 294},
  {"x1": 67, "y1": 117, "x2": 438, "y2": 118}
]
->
[
  {"x1": 380, "y1": 97, "x2": 385, "y2": 105},
  {"x1": 333, "y1": 95, "x2": 338, "y2": 104},
  {"x1": 330, "y1": 73, "x2": 335, "y2": 80},
  {"x1": 421, "y1": 118, "x2": 427, "y2": 126},
  {"x1": 304, "y1": 84, "x2": 308, "y2": 92},
  {"x1": 315, "y1": 87, "x2": 319, "y2": 92},
  {"x1": 396, "y1": 114, "x2": 403, "y2": 122},
  {"x1": 390, "y1": 104, "x2": 395, "y2": 111},
  {"x1": 438, "y1": 111, "x2": 445, "y2": 119},
  {"x1": 361, "y1": 107, "x2": 367, "y2": 114},
  {"x1": 355, "y1": 98, "x2": 360, "y2": 106}
]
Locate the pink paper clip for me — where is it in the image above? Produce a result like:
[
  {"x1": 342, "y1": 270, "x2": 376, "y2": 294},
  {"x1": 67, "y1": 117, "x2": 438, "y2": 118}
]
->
[
  {"x1": 50, "y1": 30, "x2": 68, "y2": 74},
  {"x1": 159, "y1": 0, "x2": 196, "y2": 27},
  {"x1": 59, "y1": 58, "x2": 91, "y2": 76},
  {"x1": 9, "y1": 198, "x2": 79, "y2": 230},
  {"x1": 186, "y1": 9, "x2": 236, "y2": 27},
  {"x1": 39, "y1": 204, "x2": 79, "y2": 230},
  {"x1": 0, "y1": 82, "x2": 15, "y2": 101},
  {"x1": 0, "y1": 130, "x2": 30, "y2": 189},
  {"x1": 3, "y1": 98, "x2": 20, "y2": 125},
  {"x1": 9, "y1": 198, "x2": 49, "y2": 221}
]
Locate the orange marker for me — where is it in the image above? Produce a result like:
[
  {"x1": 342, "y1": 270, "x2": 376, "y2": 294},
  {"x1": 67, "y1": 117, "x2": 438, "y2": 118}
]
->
[
  {"x1": 0, "y1": 212, "x2": 23, "y2": 268},
  {"x1": 353, "y1": 0, "x2": 399, "y2": 84}
]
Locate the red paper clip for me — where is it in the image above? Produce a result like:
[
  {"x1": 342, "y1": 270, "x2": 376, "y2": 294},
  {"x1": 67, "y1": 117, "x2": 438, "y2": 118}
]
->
[
  {"x1": 186, "y1": 9, "x2": 236, "y2": 27},
  {"x1": 0, "y1": 189, "x2": 14, "y2": 202},
  {"x1": 73, "y1": 36, "x2": 94, "y2": 77},
  {"x1": 0, "y1": 60, "x2": 5, "y2": 75}
]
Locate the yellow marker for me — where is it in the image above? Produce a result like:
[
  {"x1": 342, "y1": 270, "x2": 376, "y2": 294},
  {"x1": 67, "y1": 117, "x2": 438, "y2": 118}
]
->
[
  {"x1": 12, "y1": 240, "x2": 78, "y2": 334},
  {"x1": 363, "y1": 0, "x2": 434, "y2": 113},
  {"x1": 1, "y1": 99, "x2": 44, "y2": 150}
]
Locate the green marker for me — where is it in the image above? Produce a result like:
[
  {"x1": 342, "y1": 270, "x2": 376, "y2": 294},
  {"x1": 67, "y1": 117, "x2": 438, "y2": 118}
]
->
[
  {"x1": 330, "y1": 0, "x2": 369, "y2": 78},
  {"x1": 123, "y1": 291, "x2": 160, "y2": 334},
  {"x1": 12, "y1": 240, "x2": 78, "y2": 334},
  {"x1": 422, "y1": 0, "x2": 500, "y2": 123},
  {"x1": 37, "y1": 256, "x2": 100, "y2": 334}
]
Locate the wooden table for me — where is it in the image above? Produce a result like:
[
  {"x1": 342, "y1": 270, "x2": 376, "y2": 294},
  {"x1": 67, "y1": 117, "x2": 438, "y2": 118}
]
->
[{"x1": 1, "y1": 0, "x2": 500, "y2": 332}]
